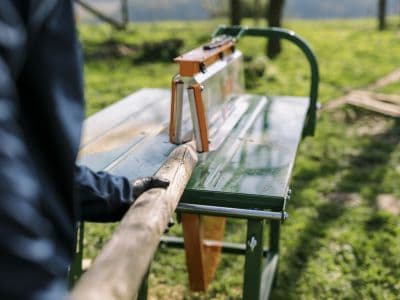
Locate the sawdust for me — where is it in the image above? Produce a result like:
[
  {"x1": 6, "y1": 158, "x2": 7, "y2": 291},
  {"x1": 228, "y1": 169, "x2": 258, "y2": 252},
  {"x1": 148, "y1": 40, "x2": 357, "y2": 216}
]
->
[{"x1": 376, "y1": 194, "x2": 400, "y2": 215}]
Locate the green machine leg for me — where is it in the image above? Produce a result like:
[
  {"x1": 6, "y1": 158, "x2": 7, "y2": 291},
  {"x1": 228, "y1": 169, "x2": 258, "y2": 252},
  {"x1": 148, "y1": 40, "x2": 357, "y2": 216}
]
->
[
  {"x1": 259, "y1": 220, "x2": 280, "y2": 299},
  {"x1": 269, "y1": 220, "x2": 280, "y2": 253},
  {"x1": 243, "y1": 219, "x2": 264, "y2": 300},
  {"x1": 69, "y1": 222, "x2": 85, "y2": 287}
]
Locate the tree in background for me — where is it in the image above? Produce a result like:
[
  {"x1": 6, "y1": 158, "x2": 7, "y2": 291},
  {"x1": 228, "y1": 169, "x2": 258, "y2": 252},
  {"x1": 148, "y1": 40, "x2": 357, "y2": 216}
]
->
[
  {"x1": 254, "y1": 0, "x2": 261, "y2": 25},
  {"x1": 121, "y1": 0, "x2": 129, "y2": 25},
  {"x1": 266, "y1": 0, "x2": 285, "y2": 58},
  {"x1": 230, "y1": 0, "x2": 241, "y2": 25},
  {"x1": 378, "y1": 0, "x2": 387, "y2": 30},
  {"x1": 202, "y1": 0, "x2": 268, "y2": 24}
]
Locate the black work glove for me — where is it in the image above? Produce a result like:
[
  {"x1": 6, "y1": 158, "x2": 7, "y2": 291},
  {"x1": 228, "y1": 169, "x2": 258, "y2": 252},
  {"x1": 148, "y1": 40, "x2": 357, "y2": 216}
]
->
[{"x1": 131, "y1": 176, "x2": 170, "y2": 201}]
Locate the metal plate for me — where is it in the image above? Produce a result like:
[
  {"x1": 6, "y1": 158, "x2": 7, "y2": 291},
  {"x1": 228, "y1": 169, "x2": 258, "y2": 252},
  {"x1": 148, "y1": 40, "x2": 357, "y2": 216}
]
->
[
  {"x1": 182, "y1": 95, "x2": 310, "y2": 210},
  {"x1": 79, "y1": 89, "x2": 309, "y2": 210},
  {"x1": 78, "y1": 88, "x2": 176, "y2": 179}
]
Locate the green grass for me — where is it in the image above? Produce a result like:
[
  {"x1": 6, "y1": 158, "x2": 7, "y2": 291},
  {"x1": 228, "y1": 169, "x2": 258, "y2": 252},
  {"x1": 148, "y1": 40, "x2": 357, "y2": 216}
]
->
[{"x1": 79, "y1": 17, "x2": 400, "y2": 299}]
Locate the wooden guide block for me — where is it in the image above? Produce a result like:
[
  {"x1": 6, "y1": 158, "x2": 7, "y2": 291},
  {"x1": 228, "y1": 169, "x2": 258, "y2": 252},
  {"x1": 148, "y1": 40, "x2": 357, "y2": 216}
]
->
[{"x1": 181, "y1": 214, "x2": 226, "y2": 291}]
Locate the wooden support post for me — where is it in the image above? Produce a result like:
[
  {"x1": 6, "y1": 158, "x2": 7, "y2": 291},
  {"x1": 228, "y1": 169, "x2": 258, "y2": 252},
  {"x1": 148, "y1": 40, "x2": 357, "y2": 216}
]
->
[
  {"x1": 182, "y1": 215, "x2": 226, "y2": 291},
  {"x1": 71, "y1": 143, "x2": 198, "y2": 300}
]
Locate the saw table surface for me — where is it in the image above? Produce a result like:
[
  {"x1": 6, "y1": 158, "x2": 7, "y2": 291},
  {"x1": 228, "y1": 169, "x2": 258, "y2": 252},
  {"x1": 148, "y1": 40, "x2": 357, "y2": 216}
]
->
[{"x1": 79, "y1": 88, "x2": 309, "y2": 211}]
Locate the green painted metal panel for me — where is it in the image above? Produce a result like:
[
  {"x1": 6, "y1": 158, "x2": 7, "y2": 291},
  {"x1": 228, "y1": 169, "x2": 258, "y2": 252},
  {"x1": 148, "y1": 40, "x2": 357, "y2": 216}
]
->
[
  {"x1": 79, "y1": 89, "x2": 309, "y2": 209},
  {"x1": 182, "y1": 95, "x2": 309, "y2": 210},
  {"x1": 78, "y1": 89, "x2": 177, "y2": 179}
]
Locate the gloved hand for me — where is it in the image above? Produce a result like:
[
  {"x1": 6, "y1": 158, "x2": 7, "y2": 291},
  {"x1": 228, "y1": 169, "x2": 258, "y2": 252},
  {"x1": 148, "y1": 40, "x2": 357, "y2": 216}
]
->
[{"x1": 131, "y1": 176, "x2": 170, "y2": 201}]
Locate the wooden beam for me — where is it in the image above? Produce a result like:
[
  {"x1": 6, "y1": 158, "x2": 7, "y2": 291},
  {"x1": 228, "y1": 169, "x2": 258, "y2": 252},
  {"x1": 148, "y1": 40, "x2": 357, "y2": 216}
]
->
[
  {"x1": 71, "y1": 142, "x2": 198, "y2": 300},
  {"x1": 75, "y1": 0, "x2": 126, "y2": 30},
  {"x1": 346, "y1": 91, "x2": 400, "y2": 117}
]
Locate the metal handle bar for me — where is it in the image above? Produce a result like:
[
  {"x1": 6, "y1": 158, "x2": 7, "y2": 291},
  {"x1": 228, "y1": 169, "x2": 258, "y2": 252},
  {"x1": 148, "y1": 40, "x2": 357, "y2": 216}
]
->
[{"x1": 212, "y1": 25, "x2": 320, "y2": 137}]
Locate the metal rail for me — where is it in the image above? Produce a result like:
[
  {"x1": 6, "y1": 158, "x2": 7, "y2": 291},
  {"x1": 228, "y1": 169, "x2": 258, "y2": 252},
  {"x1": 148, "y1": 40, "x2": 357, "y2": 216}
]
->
[
  {"x1": 177, "y1": 203, "x2": 288, "y2": 221},
  {"x1": 212, "y1": 25, "x2": 319, "y2": 136}
]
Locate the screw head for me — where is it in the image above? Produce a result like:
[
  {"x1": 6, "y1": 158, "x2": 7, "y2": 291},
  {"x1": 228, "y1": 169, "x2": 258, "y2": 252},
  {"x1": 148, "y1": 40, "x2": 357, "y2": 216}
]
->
[{"x1": 247, "y1": 236, "x2": 257, "y2": 252}]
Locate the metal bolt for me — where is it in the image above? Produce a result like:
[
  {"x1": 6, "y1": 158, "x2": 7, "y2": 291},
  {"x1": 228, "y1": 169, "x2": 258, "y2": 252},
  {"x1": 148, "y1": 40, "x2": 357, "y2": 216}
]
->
[
  {"x1": 247, "y1": 236, "x2": 257, "y2": 252},
  {"x1": 286, "y1": 188, "x2": 292, "y2": 201},
  {"x1": 281, "y1": 211, "x2": 289, "y2": 222}
]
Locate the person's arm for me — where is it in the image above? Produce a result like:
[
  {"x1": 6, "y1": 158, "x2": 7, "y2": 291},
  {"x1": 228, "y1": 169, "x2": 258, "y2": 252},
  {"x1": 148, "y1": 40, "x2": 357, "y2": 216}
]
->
[
  {"x1": 75, "y1": 165, "x2": 169, "y2": 222},
  {"x1": 0, "y1": 1, "x2": 68, "y2": 299}
]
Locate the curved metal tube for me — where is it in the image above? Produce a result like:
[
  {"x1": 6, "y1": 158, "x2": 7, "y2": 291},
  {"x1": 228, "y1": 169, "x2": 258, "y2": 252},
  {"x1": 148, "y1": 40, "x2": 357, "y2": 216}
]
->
[{"x1": 212, "y1": 25, "x2": 319, "y2": 136}]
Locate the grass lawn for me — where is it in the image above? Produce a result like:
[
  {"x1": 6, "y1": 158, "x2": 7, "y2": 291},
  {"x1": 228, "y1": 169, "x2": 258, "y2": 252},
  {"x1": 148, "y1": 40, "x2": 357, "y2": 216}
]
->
[{"x1": 78, "y1": 17, "x2": 400, "y2": 299}]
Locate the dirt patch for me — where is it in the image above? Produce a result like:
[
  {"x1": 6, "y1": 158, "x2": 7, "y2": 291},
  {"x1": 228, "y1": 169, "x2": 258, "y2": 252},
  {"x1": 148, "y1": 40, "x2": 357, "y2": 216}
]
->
[
  {"x1": 328, "y1": 192, "x2": 362, "y2": 207},
  {"x1": 354, "y1": 118, "x2": 389, "y2": 136},
  {"x1": 376, "y1": 194, "x2": 400, "y2": 215}
]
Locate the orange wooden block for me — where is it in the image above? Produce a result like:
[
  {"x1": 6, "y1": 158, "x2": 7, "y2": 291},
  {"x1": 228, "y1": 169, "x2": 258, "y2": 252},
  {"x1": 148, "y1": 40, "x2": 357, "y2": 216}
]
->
[{"x1": 181, "y1": 214, "x2": 226, "y2": 291}]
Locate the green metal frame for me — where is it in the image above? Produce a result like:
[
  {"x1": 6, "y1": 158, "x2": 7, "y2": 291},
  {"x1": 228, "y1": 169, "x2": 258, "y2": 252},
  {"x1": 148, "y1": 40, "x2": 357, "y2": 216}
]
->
[
  {"x1": 70, "y1": 26, "x2": 319, "y2": 300},
  {"x1": 212, "y1": 25, "x2": 319, "y2": 136},
  {"x1": 158, "y1": 211, "x2": 281, "y2": 300}
]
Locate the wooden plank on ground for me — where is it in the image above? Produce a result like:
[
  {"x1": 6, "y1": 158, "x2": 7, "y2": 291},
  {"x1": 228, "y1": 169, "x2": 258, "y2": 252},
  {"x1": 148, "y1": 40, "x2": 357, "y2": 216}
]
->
[
  {"x1": 346, "y1": 91, "x2": 400, "y2": 117},
  {"x1": 366, "y1": 68, "x2": 400, "y2": 90}
]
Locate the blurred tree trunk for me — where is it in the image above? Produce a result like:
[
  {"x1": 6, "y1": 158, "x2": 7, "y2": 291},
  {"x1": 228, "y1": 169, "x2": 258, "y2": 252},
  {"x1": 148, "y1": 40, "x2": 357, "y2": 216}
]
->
[
  {"x1": 378, "y1": 0, "x2": 387, "y2": 30},
  {"x1": 121, "y1": 0, "x2": 129, "y2": 27},
  {"x1": 254, "y1": 0, "x2": 261, "y2": 25},
  {"x1": 266, "y1": 0, "x2": 285, "y2": 58},
  {"x1": 230, "y1": 0, "x2": 241, "y2": 25}
]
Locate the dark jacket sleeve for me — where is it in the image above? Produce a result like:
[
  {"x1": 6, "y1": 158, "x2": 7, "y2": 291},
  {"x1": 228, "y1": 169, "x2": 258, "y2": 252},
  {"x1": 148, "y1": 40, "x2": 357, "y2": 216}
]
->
[
  {"x1": 75, "y1": 165, "x2": 133, "y2": 222},
  {"x1": 0, "y1": 1, "x2": 68, "y2": 299}
]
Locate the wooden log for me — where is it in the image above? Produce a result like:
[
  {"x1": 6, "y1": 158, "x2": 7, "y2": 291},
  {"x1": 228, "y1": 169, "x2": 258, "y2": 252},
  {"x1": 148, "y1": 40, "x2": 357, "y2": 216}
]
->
[{"x1": 71, "y1": 142, "x2": 198, "y2": 300}]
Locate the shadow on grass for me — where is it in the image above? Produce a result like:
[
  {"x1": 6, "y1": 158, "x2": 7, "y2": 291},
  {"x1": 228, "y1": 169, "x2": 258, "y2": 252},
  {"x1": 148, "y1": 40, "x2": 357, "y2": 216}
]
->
[
  {"x1": 82, "y1": 38, "x2": 184, "y2": 64},
  {"x1": 272, "y1": 115, "x2": 400, "y2": 299}
]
